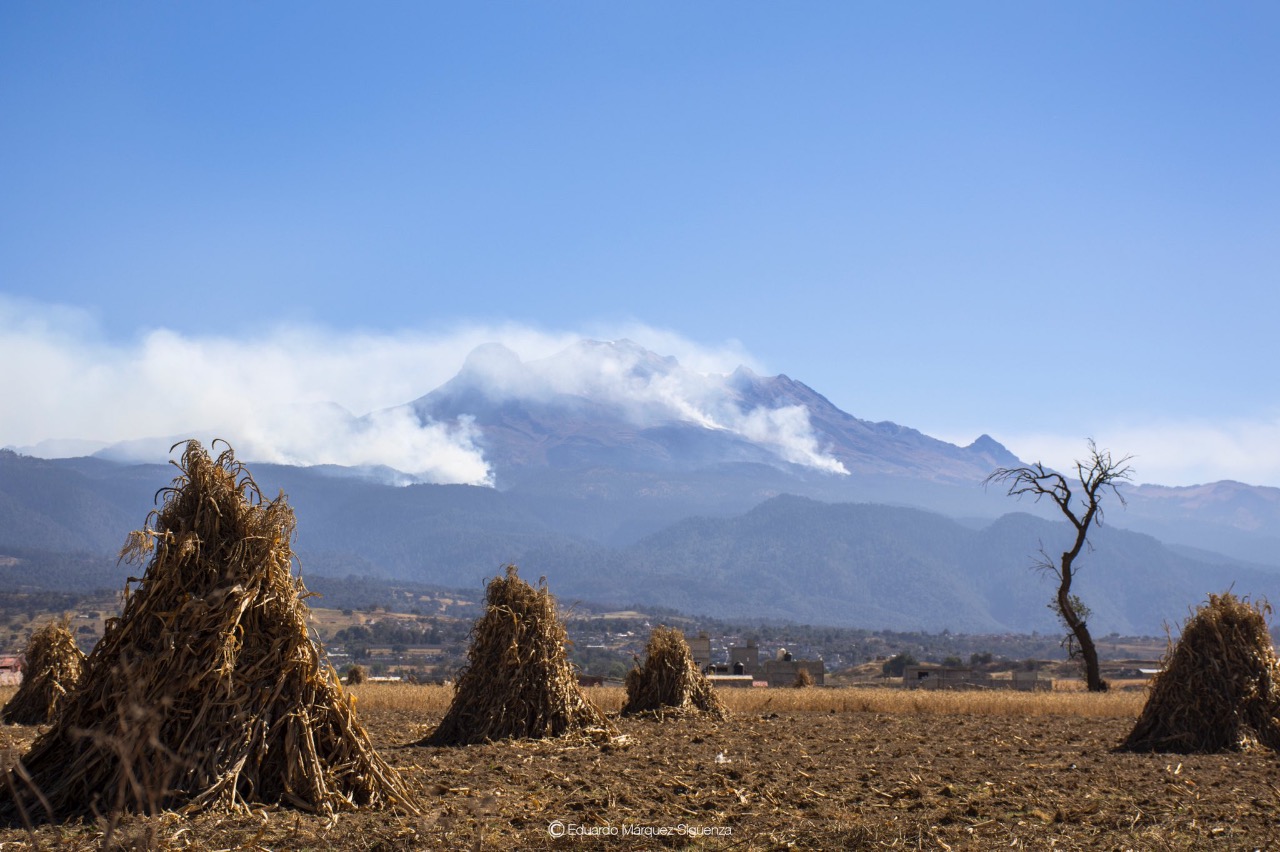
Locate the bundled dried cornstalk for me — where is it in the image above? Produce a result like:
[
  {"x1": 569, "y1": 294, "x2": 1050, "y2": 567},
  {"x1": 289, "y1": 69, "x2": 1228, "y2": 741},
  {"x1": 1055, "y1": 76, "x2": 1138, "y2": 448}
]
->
[
  {"x1": 0, "y1": 440, "x2": 415, "y2": 823},
  {"x1": 1, "y1": 619, "x2": 85, "y2": 726},
  {"x1": 421, "y1": 565, "x2": 613, "y2": 745},
  {"x1": 622, "y1": 626, "x2": 726, "y2": 719},
  {"x1": 1120, "y1": 592, "x2": 1280, "y2": 753},
  {"x1": 792, "y1": 667, "x2": 815, "y2": 689}
]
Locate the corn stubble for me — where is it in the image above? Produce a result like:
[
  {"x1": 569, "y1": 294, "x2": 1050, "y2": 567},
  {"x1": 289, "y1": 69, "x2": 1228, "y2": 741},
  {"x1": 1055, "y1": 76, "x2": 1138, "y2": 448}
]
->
[
  {"x1": 0, "y1": 619, "x2": 85, "y2": 726},
  {"x1": 0, "y1": 440, "x2": 414, "y2": 823},
  {"x1": 1120, "y1": 592, "x2": 1280, "y2": 753},
  {"x1": 622, "y1": 626, "x2": 727, "y2": 719},
  {"x1": 420, "y1": 565, "x2": 613, "y2": 746}
]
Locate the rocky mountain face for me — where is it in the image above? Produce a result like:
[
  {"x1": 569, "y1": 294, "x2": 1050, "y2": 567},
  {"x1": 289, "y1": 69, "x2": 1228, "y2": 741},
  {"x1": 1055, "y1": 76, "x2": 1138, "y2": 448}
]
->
[{"x1": 407, "y1": 340, "x2": 1019, "y2": 485}]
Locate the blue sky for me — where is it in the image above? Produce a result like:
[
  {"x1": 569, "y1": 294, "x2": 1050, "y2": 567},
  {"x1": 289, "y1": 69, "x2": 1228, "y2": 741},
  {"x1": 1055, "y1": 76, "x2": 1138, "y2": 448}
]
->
[{"x1": 2, "y1": 3, "x2": 1278, "y2": 486}]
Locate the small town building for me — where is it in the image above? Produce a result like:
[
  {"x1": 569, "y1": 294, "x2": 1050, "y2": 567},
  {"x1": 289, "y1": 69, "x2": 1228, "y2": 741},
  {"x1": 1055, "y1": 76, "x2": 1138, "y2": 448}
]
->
[
  {"x1": 688, "y1": 633, "x2": 712, "y2": 672},
  {"x1": 903, "y1": 664, "x2": 992, "y2": 690},
  {"x1": 0, "y1": 655, "x2": 19, "y2": 686},
  {"x1": 700, "y1": 639, "x2": 824, "y2": 687}
]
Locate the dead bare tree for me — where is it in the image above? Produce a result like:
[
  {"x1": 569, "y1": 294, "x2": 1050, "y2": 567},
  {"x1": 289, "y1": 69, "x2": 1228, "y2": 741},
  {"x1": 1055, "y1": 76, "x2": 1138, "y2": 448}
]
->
[{"x1": 985, "y1": 440, "x2": 1134, "y2": 692}]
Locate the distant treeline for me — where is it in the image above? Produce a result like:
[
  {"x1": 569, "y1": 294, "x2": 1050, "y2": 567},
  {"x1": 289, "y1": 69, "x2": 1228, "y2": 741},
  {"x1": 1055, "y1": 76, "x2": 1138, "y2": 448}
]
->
[
  {"x1": 0, "y1": 549, "x2": 130, "y2": 595},
  {"x1": 0, "y1": 556, "x2": 1188, "y2": 669}
]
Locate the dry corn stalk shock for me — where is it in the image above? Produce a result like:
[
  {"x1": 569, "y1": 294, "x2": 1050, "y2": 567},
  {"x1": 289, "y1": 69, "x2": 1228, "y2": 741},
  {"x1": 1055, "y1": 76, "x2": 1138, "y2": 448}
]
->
[
  {"x1": 622, "y1": 626, "x2": 727, "y2": 719},
  {"x1": 0, "y1": 440, "x2": 416, "y2": 823},
  {"x1": 1, "y1": 619, "x2": 85, "y2": 726},
  {"x1": 421, "y1": 565, "x2": 614, "y2": 746},
  {"x1": 1120, "y1": 592, "x2": 1280, "y2": 753}
]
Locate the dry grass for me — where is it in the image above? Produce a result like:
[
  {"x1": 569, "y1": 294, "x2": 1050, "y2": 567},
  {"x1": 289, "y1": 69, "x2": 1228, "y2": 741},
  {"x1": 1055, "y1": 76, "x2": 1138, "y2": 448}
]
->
[
  {"x1": 0, "y1": 440, "x2": 414, "y2": 824},
  {"x1": 351, "y1": 681, "x2": 1144, "y2": 719},
  {"x1": 348, "y1": 683, "x2": 454, "y2": 716}
]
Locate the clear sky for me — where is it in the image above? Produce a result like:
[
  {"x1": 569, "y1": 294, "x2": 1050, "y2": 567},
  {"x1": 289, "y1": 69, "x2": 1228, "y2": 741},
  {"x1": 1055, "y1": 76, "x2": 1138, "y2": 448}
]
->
[{"x1": 2, "y1": 3, "x2": 1278, "y2": 487}]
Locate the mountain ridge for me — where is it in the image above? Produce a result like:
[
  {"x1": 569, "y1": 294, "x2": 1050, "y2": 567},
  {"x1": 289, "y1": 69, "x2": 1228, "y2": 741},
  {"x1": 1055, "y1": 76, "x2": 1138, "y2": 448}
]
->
[
  {"x1": 2, "y1": 339, "x2": 1277, "y2": 632},
  {"x1": 0, "y1": 451, "x2": 1272, "y2": 634},
  {"x1": 408, "y1": 339, "x2": 1022, "y2": 485}
]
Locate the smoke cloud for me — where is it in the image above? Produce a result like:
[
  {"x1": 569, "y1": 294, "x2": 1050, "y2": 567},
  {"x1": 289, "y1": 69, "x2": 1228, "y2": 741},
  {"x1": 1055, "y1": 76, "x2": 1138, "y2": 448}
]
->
[
  {"x1": 452, "y1": 340, "x2": 849, "y2": 474},
  {"x1": 6, "y1": 296, "x2": 1276, "y2": 487},
  {"x1": 1, "y1": 296, "x2": 847, "y2": 483}
]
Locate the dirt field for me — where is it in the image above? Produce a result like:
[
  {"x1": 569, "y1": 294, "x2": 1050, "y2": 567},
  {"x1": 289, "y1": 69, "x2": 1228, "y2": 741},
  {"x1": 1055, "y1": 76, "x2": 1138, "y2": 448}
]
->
[{"x1": 1, "y1": 685, "x2": 1278, "y2": 850}]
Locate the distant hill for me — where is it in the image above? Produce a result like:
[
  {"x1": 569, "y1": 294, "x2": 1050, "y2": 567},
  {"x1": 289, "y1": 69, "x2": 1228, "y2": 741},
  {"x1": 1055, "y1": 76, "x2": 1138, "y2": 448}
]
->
[
  {"x1": 0, "y1": 451, "x2": 159, "y2": 553},
  {"x1": 600, "y1": 496, "x2": 1274, "y2": 634},
  {"x1": 0, "y1": 451, "x2": 1273, "y2": 635},
  {"x1": 1119, "y1": 481, "x2": 1280, "y2": 566},
  {"x1": 3, "y1": 338, "x2": 1278, "y2": 634}
]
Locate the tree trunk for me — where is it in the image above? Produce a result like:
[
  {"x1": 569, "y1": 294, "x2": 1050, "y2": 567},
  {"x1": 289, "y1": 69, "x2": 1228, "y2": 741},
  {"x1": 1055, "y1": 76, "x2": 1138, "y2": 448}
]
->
[
  {"x1": 1077, "y1": 627, "x2": 1106, "y2": 692},
  {"x1": 1058, "y1": 551, "x2": 1108, "y2": 693}
]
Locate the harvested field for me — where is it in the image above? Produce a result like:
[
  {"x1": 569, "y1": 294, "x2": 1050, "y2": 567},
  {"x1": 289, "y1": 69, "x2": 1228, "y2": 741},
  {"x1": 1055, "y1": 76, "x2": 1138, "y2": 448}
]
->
[{"x1": 2, "y1": 683, "x2": 1278, "y2": 848}]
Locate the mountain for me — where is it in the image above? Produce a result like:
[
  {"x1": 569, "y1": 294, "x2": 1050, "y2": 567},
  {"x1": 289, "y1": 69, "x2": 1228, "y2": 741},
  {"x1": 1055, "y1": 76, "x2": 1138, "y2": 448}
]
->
[
  {"x1": 1120, "y1": 481, "x2": 1280, "y2": 566},
  {"x1": 1, "y1": 450, "x2": 1275, "y2": 635},
  {"x1": 408, "y1": 340, "x2": 1018, "y2": 486},
  {"x1": 0, "y1": 451, "x2": 159, "y2": 553},
  {"x1": 604, "y1": 496, "x2": 1274, "y2": 634},
  {"x1": 403, "y1": 340, "x2": 1280, "y2": 560},
  {"x1": 3, "y1": 338, "x2": 1278, "y2": 634}
]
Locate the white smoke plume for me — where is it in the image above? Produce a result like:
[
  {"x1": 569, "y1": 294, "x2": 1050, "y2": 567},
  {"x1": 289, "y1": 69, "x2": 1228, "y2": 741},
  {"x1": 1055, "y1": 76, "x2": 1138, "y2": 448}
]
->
[
  {"x1": 734, "y1": 405, "x2": 848, "y2": 474},
  {"x1": 0, "y1": 296, "x2": 847, "y2": 482},
  {"x1": 453, "y1": 340, "x2": 849, "y2": 475}
]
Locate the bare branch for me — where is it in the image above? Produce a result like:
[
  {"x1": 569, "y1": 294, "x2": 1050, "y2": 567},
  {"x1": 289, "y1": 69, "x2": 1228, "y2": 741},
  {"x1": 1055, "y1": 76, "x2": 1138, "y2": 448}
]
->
[
  {"x1": 1031, "y1": 544, "x2": 1060, "y2": 580},
  {"x1": 1076, "y1": 439, "x2": 1135, "y2": 527},
  {"x1": 984, "y1": 463, "x2": 1080, "y2": 529}
]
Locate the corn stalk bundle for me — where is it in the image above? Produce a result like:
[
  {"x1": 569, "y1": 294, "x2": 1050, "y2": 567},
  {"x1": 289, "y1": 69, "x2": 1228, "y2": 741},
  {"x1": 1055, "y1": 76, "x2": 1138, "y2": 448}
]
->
[
  {"x1": 1120, "y1": 592, "x2": 1280, "y2": 753},
  {"x1": 791, "y1": 667, "x2": 815, "y2": 689},
  {"x1": 622, "y1": 626, "x2": 727, "y2": 719},
  {"x1": 421, "y1": 565, "x2": 613, "y2": 746},
  {"x1": 0, "y1": 441, "x2": 415, "y2": 823},
  {"x1": 1, "y1": 619, "x2": 85, "y2": 726}
]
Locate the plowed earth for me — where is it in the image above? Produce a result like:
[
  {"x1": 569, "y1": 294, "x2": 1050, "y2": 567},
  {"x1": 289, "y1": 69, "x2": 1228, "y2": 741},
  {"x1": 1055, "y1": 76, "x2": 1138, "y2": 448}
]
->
[{"x1": 2, "y1": 705, "x2": 1278, "y2": 850}]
